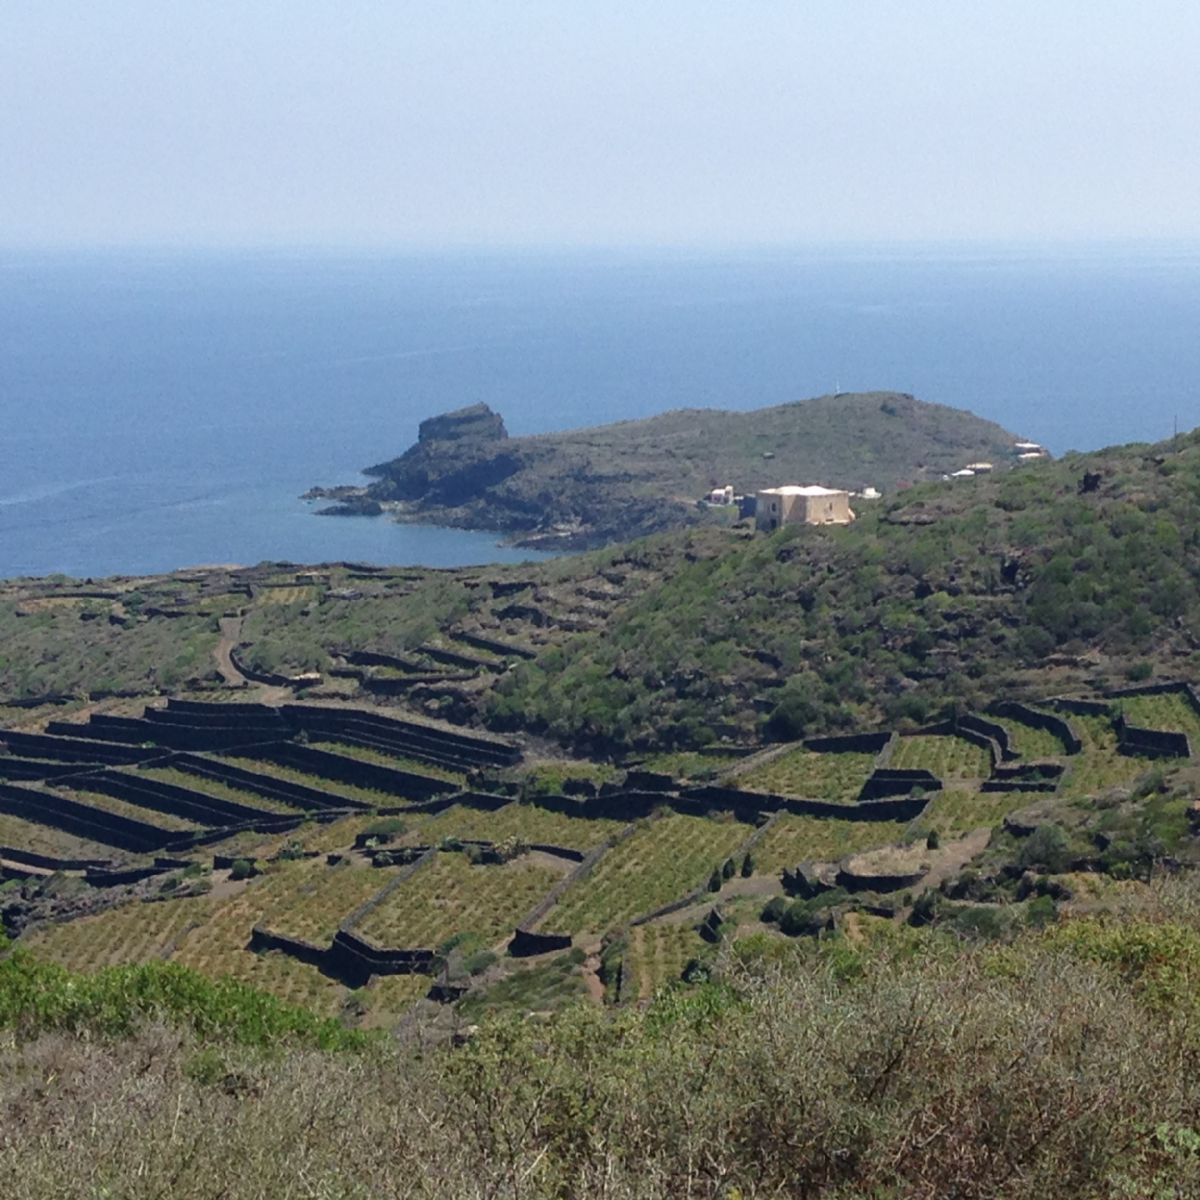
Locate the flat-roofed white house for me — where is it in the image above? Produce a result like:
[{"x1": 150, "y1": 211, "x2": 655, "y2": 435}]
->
[{"x1": 755, "y1": 485, "x2": 855, "y2": 531}]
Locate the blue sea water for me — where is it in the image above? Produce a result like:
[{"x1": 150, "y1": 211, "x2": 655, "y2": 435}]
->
[{"x1": 2, "y1": 243, "x2": 1199, "y2": 580}]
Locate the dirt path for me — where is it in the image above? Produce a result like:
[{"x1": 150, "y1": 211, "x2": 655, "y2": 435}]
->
[
  {"x1": 581, "y1": 951, "x2": 605, "y2": 1003},
  {"x1": 214, "y1": 616, "x2": 249, "y2": 687},
  {"x1": 915, "y1": 827, "x2": 993, "y2": 894}
]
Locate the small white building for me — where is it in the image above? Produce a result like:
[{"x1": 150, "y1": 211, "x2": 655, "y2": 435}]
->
[
  {"x1": 964, "y1": 461, "x2": 994, "y2": 474},
  {"x1": 950, "y1": 468, "x2": 976, "y2": 479},
  {"x1": 706, "y1": 485, "x2": 735, "y2": 506}
]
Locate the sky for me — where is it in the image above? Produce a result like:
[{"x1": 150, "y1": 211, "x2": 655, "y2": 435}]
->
[{"x1": 1, "y1": 2, "x2": 1198, "y2": 248}]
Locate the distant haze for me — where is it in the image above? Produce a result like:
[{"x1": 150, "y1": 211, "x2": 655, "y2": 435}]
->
[{"x1": 2, "y1": 2, "x2": 1198, "y2": 248}]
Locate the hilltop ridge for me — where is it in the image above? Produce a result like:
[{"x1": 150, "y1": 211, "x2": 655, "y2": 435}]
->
[{"x1": 305, "y1": 392, "x2": 1024, "y2": 549}]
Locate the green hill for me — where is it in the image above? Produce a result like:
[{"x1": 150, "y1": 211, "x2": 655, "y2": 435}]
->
[{"x1": 307, "y1": 391, "x2": 1024, "y2": 549}]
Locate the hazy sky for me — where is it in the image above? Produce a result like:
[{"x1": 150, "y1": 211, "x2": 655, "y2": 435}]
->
[{"x1": 2, "y1": 2, "x2": 1197, "y2": 247}]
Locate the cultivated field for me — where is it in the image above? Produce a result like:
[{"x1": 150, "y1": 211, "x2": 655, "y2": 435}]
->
[
  {"x1": 889, "y1": 735, "x2": 993, "y2": 780},
  {"x1": 548, "y1": 813, "x2": 751, "y2": 935},
  {"x1": 354, "y1": 852, "x2": 560, "y2": 949},
  {"x1": 739, "y1": 748, "x2": 875, "y2": 801},
  {"x1": 1119, "y1": 692, "x2": 1200, "y2": 740},
  {"x1": 627, "y1": 920, "x2": 706, "y2": 999},
  {"x1": 992, "y1": 713, "x2": 1071, "y2": 759},
  {"x1": 414, "y1": 801, "x2": 624, "y2": 851},
  {"x1": 753, "y1": 814, "x2": 908, "y2": 874},
  {"x1": 1059, "y1": 714, "x2": 1173, "y2": 799}
]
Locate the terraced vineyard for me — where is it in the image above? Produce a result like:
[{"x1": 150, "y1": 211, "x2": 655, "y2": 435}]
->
[
  {"x1": 130, "y1": 765, "x2": 304, "y2": 815},
  {"x1": 911, "y1": 789, "x2": 1036, "y2": 839},
  {"x1": 355, "y1": 852, "x2": 559, "y2": 948},
  {"x1": 627, "y1": 921, "x2": 706, "y2": 999},
  {"x1": 1119, "y1": 692, "x2": 1200, "y2": 740},
  {"x1": 0, "y1": 811, "x2": 120, "y2": 860},
  {"x1": 738, "y1": 749, "x2": 875, "y2": 802},
  {"x1": 548, "y1": 814, "x2": 751, "y2": 935},
  {"x1": 993, "y1": 714, "x2": 1070, "y2": 760},
  {"x1": 358, "y1": 973, "x2": 433, "y2": 1028},
  {"x1": 415, "y1": 801, "x2": 624, "y2": 851},
  {"x1": 24, "y1": 895, "x2": 213, "y2": 971},
  {"x1": 254, "y1": 585, "x2": 318, "y2": 606},
  {"x1": 753, "y1": 814, "x2": 908, "y2": 874},
  {"x1": 221, "y1": 754, "x2": 400, "y2": 808},
  {"x1": 258, "y1": 859, "x2": 397, "y2": 944},
  {"x1": 51, "y1": 785, "x2": 199, "y2": 832},
  {"x1": 168, "y1": 874, "x2": 356, "y2": 1014},
  {"x1": 889, "y1": 735, "x2": 993, "y2": 780},
  {"x1": 1059, "y1": 714, "x2": 1173, "y2": 799},
  {"x1": 321, "y1": 741, "x2": 466, "y2": 784}
]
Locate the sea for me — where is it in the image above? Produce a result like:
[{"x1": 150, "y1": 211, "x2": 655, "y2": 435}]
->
[{"x1": 2, "y1": 242, "x2": 1199, "y2": 580}]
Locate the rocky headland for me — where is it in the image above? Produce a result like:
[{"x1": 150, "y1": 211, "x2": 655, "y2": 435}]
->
[{"x1": 305, "y1": 392, "x2": 1024, "y2": 549}]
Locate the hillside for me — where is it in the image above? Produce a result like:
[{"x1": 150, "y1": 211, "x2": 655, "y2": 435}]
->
[
  {"x1": 306, "y1": 392, "x2": 1023, "y2": 548},
  {"x1": 8, "y1": 428, "x2": 1200, "y2": 1197}
]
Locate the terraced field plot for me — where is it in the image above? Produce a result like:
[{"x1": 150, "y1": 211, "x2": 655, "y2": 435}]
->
[
  {"x1": 459, "y1": 952, "x2": 588, "y2": 1019},
  {"x1": 627, "y1": 921, "x2": 706, "y2": 999},
  {"x1": 168, "y1": 870, "x2": 375, "y2": 1014},
  {"x1": 753, "y1": 814, "x2": 908, "y2": 874},
  {"x1": 0, "y1": 811, "x2": 122, "y2": 860},
  {"x1": 254, "y1": 585, "x2": 317, "y2": 606},
  {"x1": 993, "y1": 714, "x2": 1071, "y2": 760},
  {"x1": 320, "y1": 741, "x2": 466, "y2": 784},
  {"x1": 289, "y1": 813, "x2": 410, "y2": 855},
  {"x1": 24, "y1": 895, "x2": 213, "y2": 972},
  {"x1": 889, "y1": 735, "x2": 992, "y2": 780},
  {"x1": 358, "y1": 973, "x2": 432, "y2": 1028},
  {"x1": 1059, "y1": 715, "x2": 1172, "y2": 799},
  {"x1": 636, "y1": 750, "x2": 741, "y2": 780},
  {"x1": 415, "y1": 802, "x2": 623, "y2": 851},
  {"x1": 50, "y1": 785, "x2": 199, "y2": 833},
  {"x1": 911, "y1": 789, "x2": 1036, "y2": 838},
  {"x1": 258, "y1": 859, "x2": 397, "y2": 944},
  {"x1": 355, "y1": 852, "x2": 559, "y2": 949},
  {"x1": 548, "y1": 814, "x2": 751, "y2": 935},
  {"x1": 129, "y1": 766, "x2": 304, "y2": 816},
  {"x1": 221, "y1": 755, "x2": 400, "y2": 808},
  {"x1": 739, "y1": 749, "x2": 875, "y2": 802},
  {"x1": 1119, "y1": 692, "x2": 1200, "y2": 742}
]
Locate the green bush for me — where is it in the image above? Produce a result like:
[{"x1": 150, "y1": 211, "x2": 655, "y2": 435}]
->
[
  {"x1": 229, "y1": 859, "x2": 255, "y2": 882},
  {"x1": 362, "y1": 817, "x2": 406, "y2": 840},
  {"x1": 0, "y1": 952, "x2": 367, "y2": 1050},
  {"x1": 1018, "y1": 825, "x2": 1073, "y2": 873}
]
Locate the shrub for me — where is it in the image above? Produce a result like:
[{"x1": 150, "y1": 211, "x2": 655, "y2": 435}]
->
[
  {"x1": 760, "y1": 896, "x2": 788, "y2": 923},
  {"x1": 229, "y1": 859, "x2": 256, "y2": 882},
  {"x1": 1018, "y1": 825, "x2": 1073, "y2": 873},
  {"x1": 721, "y1": 857, "x2": 736, "y2": 880},
  {"x1": 463, "y1": 950, "x2": 498, "y2": 976},
  {"x1": 926, "y1": 829, "x2": 940, "y2": 850},
  {"x1": 707, "y1": 869, "x2": 722, "y2": 893},
  {"x1": 362, "y1": 817, "x2": 406, "y2": 841},
  {"x1": 741, "y1": 853, "x2": 754, "y2": 878}
]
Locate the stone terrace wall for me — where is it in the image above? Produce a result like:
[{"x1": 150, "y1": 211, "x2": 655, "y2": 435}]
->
[
  {"x1": 0, "y1": 782, "x2": 177, "y2": 853},
  {"x1": 238, "y1": 743, "x2": 457, "y2": 800},
  {"x1": 172, "y1": 754, "x2": 368, "y2": 812},
  {"x1": 989, "y1": 701, "x2": 1082, "y2": 755},
  {"x1": 0, "y1": 730, "x2": 160, "y2": 766},
  {"x1": 1114, "y1": 716, "x2": 1191, "y2": 760},
  {"x1": 80, "y1": 770, "x2": 279, "y2": 827}
]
